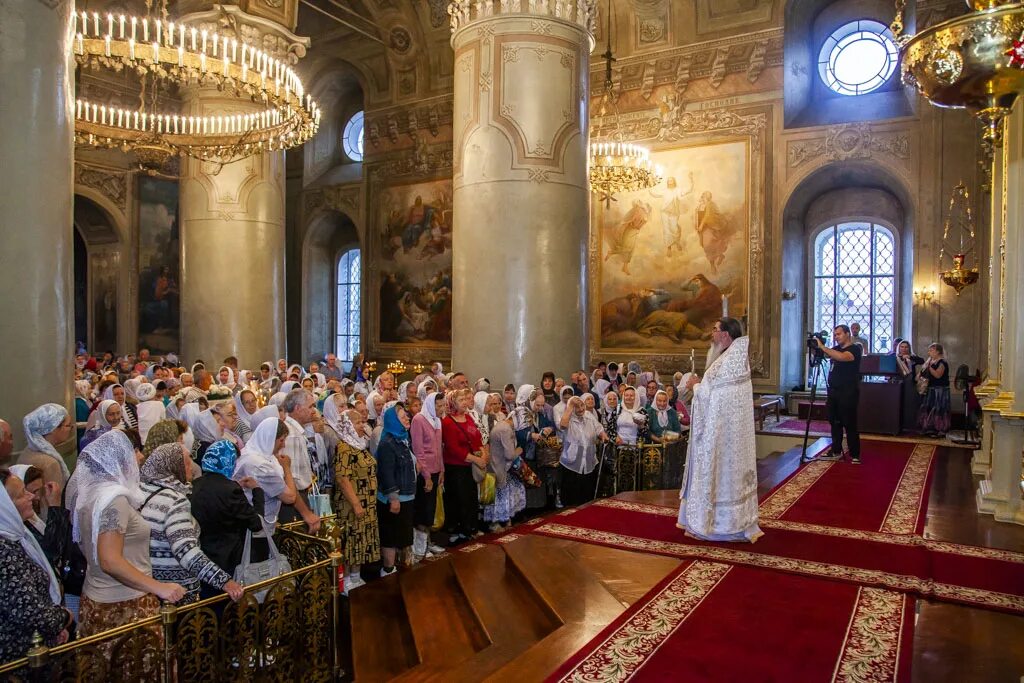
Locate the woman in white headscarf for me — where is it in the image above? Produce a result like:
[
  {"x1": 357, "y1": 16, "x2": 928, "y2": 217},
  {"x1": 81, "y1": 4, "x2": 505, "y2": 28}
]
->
[
  {"x1": 416, "y1": 378, "x2": 438, "y2": 403},
  {"x1": 19, "y1": 404, "x2": 73, "y2": 488},
  {"x1": 216, "y1": 366, "x2": 237, "y2": 391},
  {"x1": 410, "y1": 392, "x2": 446, "y2": 558},
  {"x1": 102, "y1": 383, "x2": 138, "y2": 430},
  {"x1": 233, "y1": 417, "x2": 296, "y2": 534},
  {"x1": 67, "y1": 430, "x2": 186, "y2": 637},
  {"x1": 365, "y1": 391, "x2": 385, "y2": 428},
  {"x1": 80, "y1": 400, "x2": 122, "y2": 450},
  {"x1": 123, "y1": 377, "x2": 144, "y2": 405},
  {"x1": 134, "y1": 383, "x2": 167, "y2": 443},
  {"x1": 182, "y1": 405, "x2": 227, "y2": 461},
  {"x1": 398, "y1": 381, "x2": 413, "y2": 403},
  {"x1": 558, "y1": 396, "x2": 608, "y2": 507},
  {"x1": 249, "y1": 405, "x2": 281, "y2": 431},
  {"x1": 0, "y1": 469, "x2": 71, "y2": 661},
  {"x1": 615, "y1": 386, "x2": 649, "y2": 446},
  {"x1": 551, "y1": 386, "x2": 575, "y2": 434}
]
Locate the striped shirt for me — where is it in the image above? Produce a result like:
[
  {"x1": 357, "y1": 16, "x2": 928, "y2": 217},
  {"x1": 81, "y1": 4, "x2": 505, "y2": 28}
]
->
[{"x1": 140, "y1": 481, "x2": 232, "y2": 603}]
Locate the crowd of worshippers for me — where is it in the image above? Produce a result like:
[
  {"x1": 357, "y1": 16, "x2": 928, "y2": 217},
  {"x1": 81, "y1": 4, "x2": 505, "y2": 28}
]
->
[{"x1": 0, "y1": 350, "x2": 694, "y2": 664}]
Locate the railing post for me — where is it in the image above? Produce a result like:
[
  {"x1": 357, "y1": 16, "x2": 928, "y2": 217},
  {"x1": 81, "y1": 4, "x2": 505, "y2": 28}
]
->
[
  {"x1": 26, "y1": 632, "x2": 49, "y2": 683},
  {"x1": 160, "y1": 602, "x2": 177, "y2": 683},
  {"x1": 330, "y1": 550, "x2": 344, "y2": 681}
]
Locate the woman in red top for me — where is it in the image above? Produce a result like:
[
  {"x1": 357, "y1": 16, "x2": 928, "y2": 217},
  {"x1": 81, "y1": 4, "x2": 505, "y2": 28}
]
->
[{"x1": 441, "y1": 389, "x2": 488, "y2": 543}]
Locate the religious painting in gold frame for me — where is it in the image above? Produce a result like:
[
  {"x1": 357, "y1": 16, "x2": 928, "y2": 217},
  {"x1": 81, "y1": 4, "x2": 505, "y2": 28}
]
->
[
  {"x1": 369, "y1": 176, "x2": 454, "y2": 357},
  {"x1": 587, "y1": 106, "x2": 769, "y2": 376}
]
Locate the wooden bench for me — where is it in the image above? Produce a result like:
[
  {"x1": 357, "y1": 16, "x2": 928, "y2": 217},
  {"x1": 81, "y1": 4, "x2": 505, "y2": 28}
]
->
[{"x1": 753, "y1": 395, "x2": 783, "y2": 430}]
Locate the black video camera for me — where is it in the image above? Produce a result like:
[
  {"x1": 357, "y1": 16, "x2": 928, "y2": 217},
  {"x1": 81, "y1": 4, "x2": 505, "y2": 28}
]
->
[{"x1": 807, "y1": 331, "x2": 827, "y2": 365}]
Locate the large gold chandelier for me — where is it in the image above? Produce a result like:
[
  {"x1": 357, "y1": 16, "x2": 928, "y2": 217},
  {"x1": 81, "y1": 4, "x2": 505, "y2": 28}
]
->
[
  {"x1": 72, "y1": 7, "x2": 320, "y2": 166},
  {"x1": 588, "y1": 0, "x2": 661, "y2": 206},
  {"x1": 896, "y1": 0, "x2": 1024, "y2": 146}
]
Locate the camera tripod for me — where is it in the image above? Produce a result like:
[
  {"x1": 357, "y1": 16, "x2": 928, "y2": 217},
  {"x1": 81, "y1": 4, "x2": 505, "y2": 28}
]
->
[{"x1": 800, "y1": 355, "x2": 828, "y2": 464}]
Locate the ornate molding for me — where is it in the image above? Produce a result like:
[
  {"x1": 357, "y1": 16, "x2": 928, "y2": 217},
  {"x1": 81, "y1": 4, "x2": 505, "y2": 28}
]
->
[
  {"x1": 74, "y1": 162, "x2": 129, "y2": 215},
  {"x1": 178, "y1": 4, "x2": 310, "y2": 64},
  {"x1": 304, "y1": 183, "x2": 361, "y2": 217},
  {"x1": 590, "y1": 28, "x2": 783, "y2": 97},
  {"x1": 448, "y1": 0, "x2": 597, "y2": 35},
  {"x1": 786, "y1": 123, "x2": 911, "y2": 169},
  {"x1": 365, "y1": 99, "x2": 454, "y2": 146},
  {"x1": 367, "y1": 141, "x2": 454, "y2": 185}
]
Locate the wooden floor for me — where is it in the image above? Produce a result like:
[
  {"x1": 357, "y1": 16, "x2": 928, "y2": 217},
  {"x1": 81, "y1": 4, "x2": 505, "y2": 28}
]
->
[{"x1": 346, "y1": 443, "x2": 1024, "y2": 682}]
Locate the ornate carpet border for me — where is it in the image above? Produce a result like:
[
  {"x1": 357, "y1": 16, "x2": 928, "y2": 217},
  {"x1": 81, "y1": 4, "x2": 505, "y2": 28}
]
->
[
  {"x1": 758, "y1": 460, "x2": 834, "y2": 519},
  {"x1": 533, "y1": 523, "x2": 1024, "y2": 614},
  {"x1": 589, "y1": 499, "x2": 1024, "y2": 564},
  {"x1": 833, "y1": 587, "x2": 909, "y2": 683},
  {"x1": 879, "y1": 444, "x2": 935, "y2": 534},
  {"x1": 554, "y1": 561, "x2": 732, "y2": 683}
]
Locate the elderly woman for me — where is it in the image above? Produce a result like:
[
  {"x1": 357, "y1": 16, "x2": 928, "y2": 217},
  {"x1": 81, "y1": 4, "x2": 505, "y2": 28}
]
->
[
  {"x1": 502, "y1": 384, "x2": 517, "y2": 415},
  {"x1": 19, "y1": 404, "x2": 74, "y2": 490},
  {"x1": 410, "y1": 392, "x2": 445, "y2": 559},
  {"x1": 233, "y1": 418, "x2": 296, "y2": 537},
  {"x1": 139, "y1": 443, "x2": 244, "y2": 604},
  {"x1": 482, "y1": 412, "x2": 526, "y2": 531},
  {"x1": 918, "y1": 343, "x2": 951, "y2": 437},
  {"x1": 67, "y1": 430, "x2": 185, "y2": 637},
  {"x1": 559, "y1": 396, "x2": 609, "y2": 507},
  {"x1": 552, "y1": 386, "x2": 575, "y2": 432},
  {"x1": 375, "y1": 404, "x2": 417, "y2": 576},
  {"x1": 79, "y1": 399, "x2": 121, "y2": 450},
  {"x1": 234, "y1": 389, "x2": 259, "y2": 439},
  {"x1": 0, "y1": 469, "x2": 71, "y2": 663},
  {"x1": 108, "y1": 382, "x2": 139, "y2": 430},
  {"x1": 442, "y1": 390, "x2": 487, "y2": 543},
  {"x1": 190, "y1": 441, "x2": 263, "y2": 594},
  {"x1": 646, "y1": 390, "x2": 682, "y2": 443},
  {"x1": 74, "y1": 380, "x2": 93, "y2": 446},
  {"x1": 211, "y1": 401, "x2": 249, "y2": 447},
  {"x1": 513, "y1": 386, "x2": 554, "y2": 509},
  {"x1": 332, "y1": 410, "x2": 380, "y2": 592},
  {"x1": 615, "y1": 386, "x2": 649, "y2": 446}
]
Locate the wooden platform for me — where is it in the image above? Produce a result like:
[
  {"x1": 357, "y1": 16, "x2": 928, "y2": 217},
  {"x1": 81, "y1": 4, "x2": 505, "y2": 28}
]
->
[{"x1": 346, "y1": 443, "x2": 1024, "y2": 682}]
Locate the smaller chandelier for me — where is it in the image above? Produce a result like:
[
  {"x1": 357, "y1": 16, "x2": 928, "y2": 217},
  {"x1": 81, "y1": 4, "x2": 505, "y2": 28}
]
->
[
  {"x1": 72, "y1": 11, "x2": 320, "y2": 164},
  {"x1": 386, "y1": 360, "x2": 407, "y2": 376},
  {"x1": 589, "y1": 141, "x2": 662, "y2": 204},
  {"x1": 938, "y1": 182, "x2": 980, "y2": 296}
]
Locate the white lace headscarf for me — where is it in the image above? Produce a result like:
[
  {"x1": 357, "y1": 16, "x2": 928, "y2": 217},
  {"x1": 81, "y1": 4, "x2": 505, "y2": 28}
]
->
[
  {"x1": 234, "y1": 417, "x2": 285, "y2": 482},
  {"x1": 423, "y1": 391, "x2": 443, "y2": 430},
  {"x1": 66, "y1": 429, "x2": 145, "y2": 562}
]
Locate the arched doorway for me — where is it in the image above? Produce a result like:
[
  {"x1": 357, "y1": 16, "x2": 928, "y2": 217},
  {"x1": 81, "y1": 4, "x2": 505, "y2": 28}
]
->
[{"x1": 73, "y1": 194, "x2": 123, "y2": 353}]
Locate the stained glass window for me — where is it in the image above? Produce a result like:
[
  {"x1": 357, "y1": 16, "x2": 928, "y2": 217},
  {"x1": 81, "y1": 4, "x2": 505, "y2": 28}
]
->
[
  {"x1": 812, "y1": 221, "x2": 897, "y2": 360},
  {"x1": 336, "y1": 248, "x2": 361, "y2": 363}
]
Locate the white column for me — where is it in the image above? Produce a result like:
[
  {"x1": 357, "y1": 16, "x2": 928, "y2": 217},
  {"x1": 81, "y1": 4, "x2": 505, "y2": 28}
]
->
[
  {"x1": 450, "y1": 5, "x2": 594, "y2": 383},
  {"x1": 0, "y1": 0, "x2": 74, "y2": 448}
]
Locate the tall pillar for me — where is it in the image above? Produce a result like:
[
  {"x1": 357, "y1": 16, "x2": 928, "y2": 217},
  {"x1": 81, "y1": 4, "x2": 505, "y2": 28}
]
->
[
  {"x1": 0, "y1": 0, "x2": 74, "y2": 448},
  {"x1": 976, "y1": 107, "x2": 1024, "y2": 525},
  {"x1": 177, "y1": 8, "x2": 308, "y2": 368},
  {"x1": 449, "y1": 2, "x2": 594, "y2": 383}
]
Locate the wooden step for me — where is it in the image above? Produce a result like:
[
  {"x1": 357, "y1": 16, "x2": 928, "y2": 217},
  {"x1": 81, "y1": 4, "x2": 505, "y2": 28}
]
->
[
  {"x1": 349, "y1": 571, "x2": 420, "y2": 682},
  {"x1": 432, "y1": 543, "x2": 565, "y2": 682},
  {"x1": 391, "y1": 556, "x2": 491, "y2": 682}
]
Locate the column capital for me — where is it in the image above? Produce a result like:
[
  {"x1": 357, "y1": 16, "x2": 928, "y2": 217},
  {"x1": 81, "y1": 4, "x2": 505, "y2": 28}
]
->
[
  {"x1": 178, "y1": 4, "x2": 310, "y2": 65},
  {"x1": 448, "y1": 0, "x2": 596, "y2": 43}
]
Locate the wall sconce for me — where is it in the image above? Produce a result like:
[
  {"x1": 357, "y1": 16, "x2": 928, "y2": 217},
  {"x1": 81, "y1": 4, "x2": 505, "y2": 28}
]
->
[
  {"x1": 782, "y1": 289, "x2": 797, "y2": 300},
  {"x1": 913, "y1": 287, "x2": 936, "y2": 304}
]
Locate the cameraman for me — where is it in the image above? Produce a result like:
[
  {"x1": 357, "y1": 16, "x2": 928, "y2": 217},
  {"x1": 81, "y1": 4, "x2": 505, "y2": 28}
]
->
[{"x1": 814, "y1": 325, "x2": 862, "y2": 464}]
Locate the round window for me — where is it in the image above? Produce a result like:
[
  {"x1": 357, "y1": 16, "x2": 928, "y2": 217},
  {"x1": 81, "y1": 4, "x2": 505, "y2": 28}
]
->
[
  {"x1": 342, "y1": 111, "x2": 364, "y2": 161},
  {"x1": 817, "y1": 20, "x2": 898, "y2": 96}
]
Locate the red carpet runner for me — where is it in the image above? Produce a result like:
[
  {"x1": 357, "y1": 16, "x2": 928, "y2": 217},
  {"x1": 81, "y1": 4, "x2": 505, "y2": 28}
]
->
[
  {"x1": 548, "y1": 560, "x2": 914, "y2": 683},
  {"x1": 501, "y1": 441, "x2": 1024, "y2": 614}
]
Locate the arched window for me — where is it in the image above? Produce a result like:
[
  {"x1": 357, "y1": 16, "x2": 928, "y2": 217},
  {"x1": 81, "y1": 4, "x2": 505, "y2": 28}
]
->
[
  {"x1": 336, "y1": 248, "x2": 361, "y2": 363},
  {"x1": 342, "y1": 111, "x2": 364, "y2": 162},
  {"x1": 818, "y1": 19, "x2": 898, "y2": 96},
  {"x1": 812, "y1": 222, "x2": 897, "y2": 354}
]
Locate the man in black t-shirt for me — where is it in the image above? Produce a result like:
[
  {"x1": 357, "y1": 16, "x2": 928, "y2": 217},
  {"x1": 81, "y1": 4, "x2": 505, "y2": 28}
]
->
[{"x1": 815, "y1": 325, "x2": 863, "y2": 464}]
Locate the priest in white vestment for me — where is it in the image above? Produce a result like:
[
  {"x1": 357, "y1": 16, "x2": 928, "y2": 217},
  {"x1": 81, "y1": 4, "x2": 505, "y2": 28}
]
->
[{"x1": 677, "y1": 317, "x2": 763, "y2": 543}]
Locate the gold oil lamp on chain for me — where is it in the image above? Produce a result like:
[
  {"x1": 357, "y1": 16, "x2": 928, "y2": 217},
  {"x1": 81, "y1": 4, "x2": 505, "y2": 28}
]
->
[{"x1": 938, "y1": 182, "x2": 981, "y2": 295}]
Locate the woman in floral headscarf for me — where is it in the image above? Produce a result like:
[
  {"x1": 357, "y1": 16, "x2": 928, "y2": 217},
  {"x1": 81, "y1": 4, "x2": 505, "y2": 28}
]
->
[
  {"x1": 332, "y1": 409, "x2": 379, "y2": 592},
  {"x1": 139, "y1": 443, "x2": 244, "y2": 604},
  {"x1": 18, "y1": 404, "x2": 74, "y2": 489}
]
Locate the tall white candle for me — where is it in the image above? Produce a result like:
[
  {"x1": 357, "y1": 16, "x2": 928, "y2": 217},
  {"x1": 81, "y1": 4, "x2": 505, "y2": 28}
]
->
[{"x1": 721, "y1": 295, "x2": 728, "y2": 317}]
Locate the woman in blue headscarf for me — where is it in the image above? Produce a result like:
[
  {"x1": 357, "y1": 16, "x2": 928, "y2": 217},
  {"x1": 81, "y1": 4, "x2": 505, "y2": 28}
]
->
[
  {"x1": 189, "y1": 440, "x2": 264, "y2": 594},
  {"x1": 374, "y1": 404, "x2": 416, "y2": 577}
]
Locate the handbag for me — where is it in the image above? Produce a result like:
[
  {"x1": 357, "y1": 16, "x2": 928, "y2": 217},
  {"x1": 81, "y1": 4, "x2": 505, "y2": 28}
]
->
[
  {"x1": 514, "y1": 458, "x2": 542, "y2": 488},
  {"x1": 307, "y1": 478, "x2": 333, "y2": 519},
  {"x1": 478, "y1": 473, "x2": 496, "y2": 505},
  {"x1": 432, "y1": 484, "x2": 445, "y2": 531},
  {"x1": 916, "y1": 367, "x2": 929, "y2": 395},
  {"x1": 234, "y1": 523, "x2": 292, "y2": 603}
]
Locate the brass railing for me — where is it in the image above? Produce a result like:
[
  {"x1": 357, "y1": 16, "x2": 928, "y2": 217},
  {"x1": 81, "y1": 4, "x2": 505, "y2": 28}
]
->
[
  {"x1": 0, "y1": 523, "x2": 345, "y2": 682},
  {"x1": 596, "y1": 436, "x2": 688, "y2": 496}
]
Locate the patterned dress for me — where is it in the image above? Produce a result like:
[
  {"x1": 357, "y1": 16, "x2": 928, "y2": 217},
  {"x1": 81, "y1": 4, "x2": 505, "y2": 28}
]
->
[{"x1": 333, "y1": 442, "x2": 380, "y2": 567}]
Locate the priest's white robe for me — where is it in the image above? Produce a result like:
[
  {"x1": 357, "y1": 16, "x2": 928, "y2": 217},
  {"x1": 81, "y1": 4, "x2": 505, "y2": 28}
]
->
[{"x1": 677, "y1": 336, "x2": 763, "y2": 542}]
